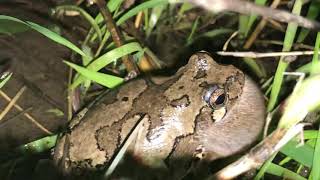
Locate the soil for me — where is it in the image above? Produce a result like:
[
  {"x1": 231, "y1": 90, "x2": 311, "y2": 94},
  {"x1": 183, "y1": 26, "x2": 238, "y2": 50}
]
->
[{"x1": 0, "y1": 1, "x2": 73, "y2": 151}]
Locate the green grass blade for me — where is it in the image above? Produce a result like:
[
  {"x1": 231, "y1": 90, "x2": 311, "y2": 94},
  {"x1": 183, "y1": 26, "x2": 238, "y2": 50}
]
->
[
  {"x1": 0, "y1": 15, "x2": 87, "y2": 57},
  {"x1": 278, "y1": 75, "x2": 320, "y2": 128},
  {"x1": 244, "y1": 0, "x2": 268, "y2": 36},
  {"x1": 0, "y1": 73, "x2": 12, "y2": 89},
  {"x1": 186, "y1": 16, "x2": 199, "y2": 45},
  {"x1": 177, "y1": 2, "x2": 194, "y2": 21},
  {"x1": 71, "y1": 42, "x2": 143, "y2": 89},
  {"x1": 280, "y1": 140, "x2": 314, "y2": 168},
  {"x1": 190, "y1": 28, "x2": 234, "y2": 45},
  {"x1": 296, "y1": 1, "x2": 320, "y2": 43},
  {"x1": 17, "y1": 135, "x2": 58, "y2": 154},
  {"x1": 311, "y1": 124, "x2": 320, "y2": 180},
  {"x1": 146, "y1": 4, "x2": 165, "y2": 37},
  {"x1": 94, "y1": 0, "x2": 168, "y2": 56},
  {"x1": 117, "y1": 0, "x2": 168, "y2": 25},
  {"x1": 267, "y1": 0, "x2": 303, "y2": 111},
  {"x1": 255, "y1": 153, "x2": 277, "y2": 179},
  {"x1": 93, "y1": 0, "x2": 125, "y2": 26},
  {"x1": 310, "y1": 32, "x2": 320, "y2": 75},
  {"x1": 0, "y1": 19, "x2": 29, "y2": 35},
  {"x1": 266, "y1": 163, "x2": 307, "y2": 180},
  {"x1": 296, "y1": 61, "x2": 320, "y2": 74},
  {"x1": 239, "y1": 15, "x2": 249, "y2": 37},
  {"x1": 26, "y1": 21, "x2": 87, "y2": 57},
  {"x1": 55, "y1": 5, "x2": 102, "y2": 41},
  {"x1": 65, "y1": 61, "x2": 123, "y2": 88},
  {"x1": 243, "y1": 57, "x2": 266, "y2": 78},
  {"x1": 304, "y1": 130, "x2": 319, "y2": 140}
]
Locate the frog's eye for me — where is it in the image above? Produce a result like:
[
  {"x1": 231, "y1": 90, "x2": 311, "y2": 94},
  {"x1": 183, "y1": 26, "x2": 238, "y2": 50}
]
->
[{"x1": 203, "y1": 85, "x2": 227, "y2": 108}]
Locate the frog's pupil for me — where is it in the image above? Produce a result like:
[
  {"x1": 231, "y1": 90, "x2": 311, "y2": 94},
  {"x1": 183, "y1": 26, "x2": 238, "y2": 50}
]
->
[{"x1": 215, "y1": 94, "x2": 225, "y2": 105}]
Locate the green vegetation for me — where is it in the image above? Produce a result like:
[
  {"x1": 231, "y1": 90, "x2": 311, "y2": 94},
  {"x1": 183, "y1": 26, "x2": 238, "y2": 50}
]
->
[{"x1": 1, "y1": 0, "x2": 320, "y2": 179}]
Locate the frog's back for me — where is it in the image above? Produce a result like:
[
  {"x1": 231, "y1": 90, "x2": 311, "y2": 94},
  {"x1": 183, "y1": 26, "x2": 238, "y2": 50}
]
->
[{"x1": 54, "y1": 78, "x2": 151, "y2": 173}]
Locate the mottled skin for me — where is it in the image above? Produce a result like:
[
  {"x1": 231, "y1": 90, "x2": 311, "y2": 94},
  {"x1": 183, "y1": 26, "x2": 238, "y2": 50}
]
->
[{"x1": 54, "y1": 52, "x2": 265, "y2": 179}]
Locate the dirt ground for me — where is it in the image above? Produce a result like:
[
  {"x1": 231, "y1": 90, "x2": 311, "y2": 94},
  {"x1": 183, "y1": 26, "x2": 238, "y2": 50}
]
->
[{"x1": 0, "y1": 1, "x2": 73, "y2": 151}]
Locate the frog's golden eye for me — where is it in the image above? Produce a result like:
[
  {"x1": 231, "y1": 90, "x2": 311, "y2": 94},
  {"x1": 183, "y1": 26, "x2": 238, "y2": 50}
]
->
[{"x1": 203, "y1": 85, "x2": 227, "y2": 108}]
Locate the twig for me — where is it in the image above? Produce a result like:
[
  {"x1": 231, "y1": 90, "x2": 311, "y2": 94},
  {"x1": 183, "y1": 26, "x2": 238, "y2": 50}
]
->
[
  {"x1": 93, "y1": 0, "x2": 139, "y2": 79},
  {"x1": 0, "y1": 86, "x2": 26, "y2": 122},
  {"x1": 0, "y1": 89, "x2": 52, "y2": 135},
  {"x1": 67, "y1": 67, "x2": 73, "y2": 121},
  {"x1": 188, "y1": 0, "x2": 320, "y2": 30},
  {"x1": 217, "y1": 50, "x2": 320, "y2": 58}
]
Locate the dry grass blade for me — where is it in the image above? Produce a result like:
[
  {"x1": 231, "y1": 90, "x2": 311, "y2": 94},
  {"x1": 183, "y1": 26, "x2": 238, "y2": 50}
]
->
[
  {"x1": 217, "y1": 50, "x2": 320, "y2": 58},
  {"x1": 0, "y1": 89, "x2": 52, "y2": 135},
  {"x1": 0, "y1": 86, "x2": 26, "y2": 122},
  {"x1": 104, "y1": 116, "x2": 147, "y2": 178}
]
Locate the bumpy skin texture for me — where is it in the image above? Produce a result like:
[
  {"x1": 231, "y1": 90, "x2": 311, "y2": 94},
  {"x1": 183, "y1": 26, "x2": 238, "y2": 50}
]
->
[{"x1": 54, "y1": 52, "x2": 265, "y2": 179}]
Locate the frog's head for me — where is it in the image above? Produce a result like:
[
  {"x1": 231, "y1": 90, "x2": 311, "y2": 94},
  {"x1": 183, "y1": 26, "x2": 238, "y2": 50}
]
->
[
  {"x1": 166, "y1": 51, "x2": 245, "y2": 112},
  {"x1": 165, "y1": 52, "x2": 265, "y2": 161},
  {"x1": 180, "y1": 52, "x2": 265, "y2": 161}
]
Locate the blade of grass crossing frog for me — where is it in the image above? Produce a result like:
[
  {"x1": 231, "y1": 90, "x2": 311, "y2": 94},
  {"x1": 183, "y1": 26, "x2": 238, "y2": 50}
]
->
[
  {"x1": 267, "y1": 0, "x2": 303, "y2": 111},
  {"x1": 244, "y1": 0, "x2": 268, "y2": 36},
  {"x1": 0, "y1": 15, "x2": 86, "y2": 57},
  {"x1": 55, "y1": 5, "x2": 102, "y2": 41},
  {"x1": 104, "y1": 115, "x2": 146, "y2": 178},
  {"x1": 70, "y1": 42, "x2": 142, "y2": 89},
  {"x1": 65, "y1": 61, "x2": 124, "y2": 88},
  {"x1": 266, "y1": 163, "x2": 307, "y2": 180},
  {"x1": 0, "y1": 73, "x2": 12, "y2": 89},
  {"x1": 310, "y1": 32, "x2": 320, "y2": 75},
  {"x1": 311, "y1": 124, "x2": 320, "y2": 180},
  {"x1": 296, "y1": 1, "x2": 320, "y2": 43}
]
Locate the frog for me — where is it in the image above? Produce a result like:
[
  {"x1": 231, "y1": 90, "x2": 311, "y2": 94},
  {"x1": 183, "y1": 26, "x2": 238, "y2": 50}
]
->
[{"x1": 53, "y1": 52, "x2": 265, "y2": 179}]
